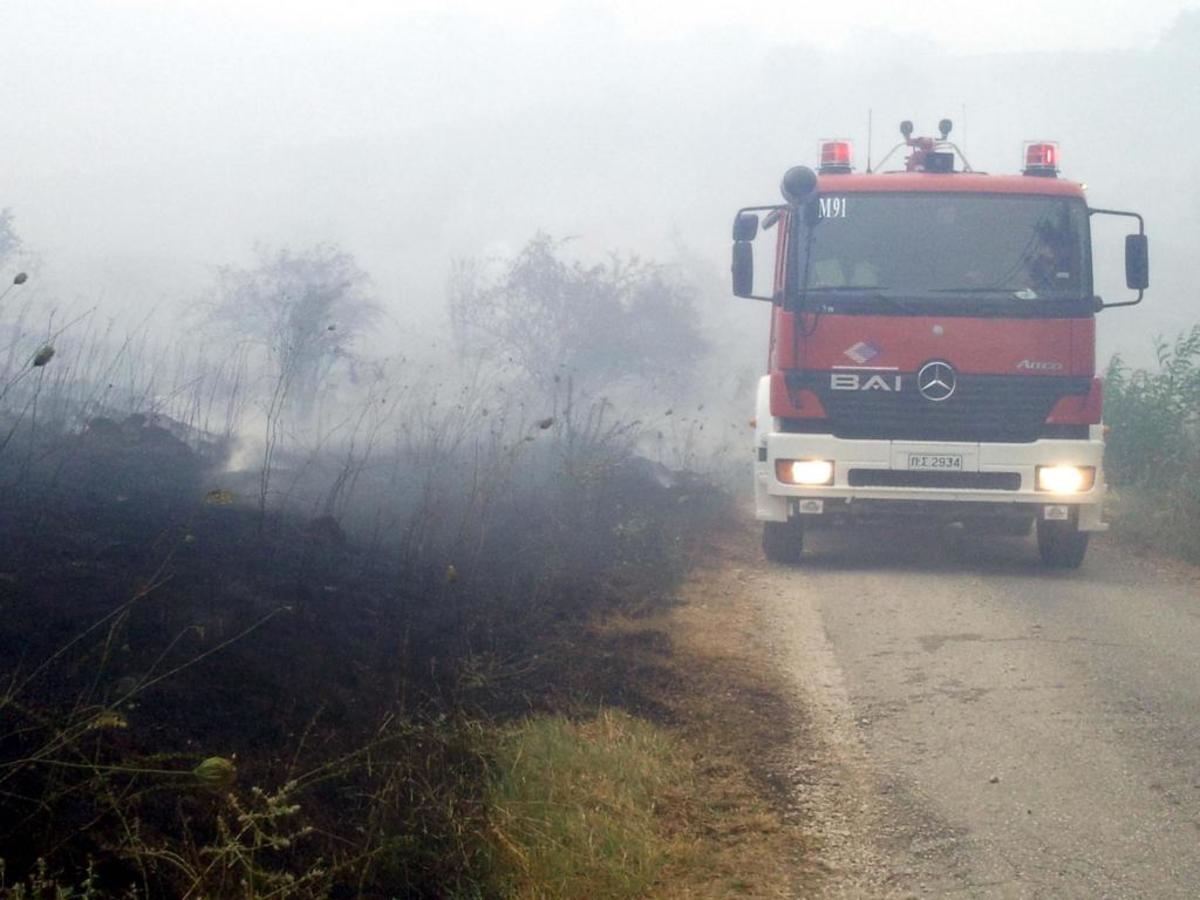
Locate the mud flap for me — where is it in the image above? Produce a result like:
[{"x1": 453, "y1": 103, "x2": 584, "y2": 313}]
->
[
  {"x1": 1076, "y1": 502, "x2": 1107, "y2": 532},
  {"x1": 755, "y1": 468, "x2": 789, "y2": 522}
]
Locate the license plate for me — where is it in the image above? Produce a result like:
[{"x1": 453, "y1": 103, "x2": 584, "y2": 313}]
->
[{"x1": 907, "y1": 453, "x2": 964, "y2": 471}]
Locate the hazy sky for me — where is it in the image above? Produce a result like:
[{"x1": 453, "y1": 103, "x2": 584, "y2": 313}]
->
[
  {"x1": 1, "y1": 0, "x2": 1197, "y2": 366},
  {"x1": 77, "y1": 0, "x2": 1200, "y2": 49},
  {"x1": 5, "y1": 0, "x2": 1197, "y2": 173}
]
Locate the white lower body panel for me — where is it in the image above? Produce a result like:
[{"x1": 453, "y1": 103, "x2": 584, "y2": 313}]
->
[{"x1": 754, "y1": 431, "x2": 1107, "y2": 532}]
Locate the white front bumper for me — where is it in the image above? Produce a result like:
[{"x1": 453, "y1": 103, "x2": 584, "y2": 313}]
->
[{"x1": 754, "y1": 431, "x2": 1107, "y2": 531}]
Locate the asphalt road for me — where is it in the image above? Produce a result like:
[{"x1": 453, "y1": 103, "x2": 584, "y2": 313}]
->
[{"x1": 748, "y1": 524, "x2": 1200, "y2": 898}]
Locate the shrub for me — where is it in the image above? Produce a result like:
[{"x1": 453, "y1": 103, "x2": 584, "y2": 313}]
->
[
  {"x1": 1104, "y1": 326, "x2": 1200, "y2": 559},
  {"x1": 449, "y1": 234, "x2": 707, "y2": 397}
]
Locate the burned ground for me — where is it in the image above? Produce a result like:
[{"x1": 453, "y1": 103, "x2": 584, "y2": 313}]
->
[{"x1": 0, "y1": 410, "x2": 812, "y2": 897}]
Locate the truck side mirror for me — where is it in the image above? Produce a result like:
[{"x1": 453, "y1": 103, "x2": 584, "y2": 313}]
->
[
  {"x1": 732, "y1": 241, "x2": 754, "y2": 297},
  {"x1": 1088, "y1": 206, "x2": 1147, "y2": 309},
  {"x1": 733, "y1": 212, "x2": 759, "y2": 242},
  {"x1": 1125, "y1": 234, "x2": 1149, "y2": 290}
]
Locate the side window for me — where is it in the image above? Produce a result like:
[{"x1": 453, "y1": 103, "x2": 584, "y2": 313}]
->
[{"x1": 1027, "y1": 204, "x2": 1082, "y2": 293}]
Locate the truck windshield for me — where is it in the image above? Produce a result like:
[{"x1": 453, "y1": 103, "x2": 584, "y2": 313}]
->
[{"x1": 790, "y1": 193, "x2": 1091, "y2": 302}]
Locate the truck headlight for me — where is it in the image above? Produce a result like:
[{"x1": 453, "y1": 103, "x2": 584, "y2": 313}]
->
[
  {"x1": 776, "y1": 459, "x2": 834, "y2": 486},
  {"x1": 1036, "y1": 465, "x2": 1095, "y2": 494}
]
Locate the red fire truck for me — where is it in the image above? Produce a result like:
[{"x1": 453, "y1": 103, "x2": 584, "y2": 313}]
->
[{"x1": 732, "y1": 119, "x2": 1148, "y2": 568}]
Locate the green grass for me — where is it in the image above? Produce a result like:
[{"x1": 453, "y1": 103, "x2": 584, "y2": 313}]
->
[
  {"x1": 485, "y1": 710, "x2": 688, "y2": 899},
  {"x1": 1106, "y1": 485, "x2": 1200, "y2": 562}
]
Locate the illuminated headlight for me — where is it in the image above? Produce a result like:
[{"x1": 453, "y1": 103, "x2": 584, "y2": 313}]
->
[
  {"x1": 776, "y1": 459, "x2": 834, "y2": 486},
  {"x1": 1036, "y1": 465, "x2": 1095, "y2": 494}
]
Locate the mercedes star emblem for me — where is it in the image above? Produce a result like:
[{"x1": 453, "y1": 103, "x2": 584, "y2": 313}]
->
[{"x1": 917, "y1": 361, "x2": 957, "y2": 402}]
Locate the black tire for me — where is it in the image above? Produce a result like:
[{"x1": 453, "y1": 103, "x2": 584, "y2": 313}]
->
[
  {"x1": 1036, "y1": 519, "x2": 1089, "y2": 568},
  {"x1": 763, "y1": 519, "x2": 805, "y2": 564}
]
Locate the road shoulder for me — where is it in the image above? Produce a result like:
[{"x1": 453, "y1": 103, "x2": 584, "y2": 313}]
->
[{"x1": 651, "y1": 520, "x2": 894, "y2": 897}]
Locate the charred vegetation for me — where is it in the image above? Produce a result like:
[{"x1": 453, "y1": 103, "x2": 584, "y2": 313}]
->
[{"x1": 0, "y1": 234, "x2": 735, "y2": 897}]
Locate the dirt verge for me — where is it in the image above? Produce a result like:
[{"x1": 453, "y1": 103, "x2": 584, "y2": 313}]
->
[{"x1": 577, "y1": 518, "x2": 865, "y2": 898}]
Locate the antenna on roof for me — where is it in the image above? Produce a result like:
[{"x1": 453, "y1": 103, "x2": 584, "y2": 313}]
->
[{"x1": 866, "y1": 108, "x2": 873, "y2": 174}]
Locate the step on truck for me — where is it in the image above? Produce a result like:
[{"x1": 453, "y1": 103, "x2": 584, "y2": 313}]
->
[{"x1": 732, "y1": 119, "x2": 1149, "y2": 568}]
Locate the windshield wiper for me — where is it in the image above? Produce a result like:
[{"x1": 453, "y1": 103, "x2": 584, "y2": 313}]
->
[
  {"x1": 800, "y1": 286, "x2": 921, "y2": 313},
  {"x1": 805, "y1": 285, "x2": 891, "y2": 291},
  {"x1": 928, "y1": 287, "x2": 1085, "y2": 301},
  {"x1": 927, "y1": 287, "x2": 1017, "y2": 293}
]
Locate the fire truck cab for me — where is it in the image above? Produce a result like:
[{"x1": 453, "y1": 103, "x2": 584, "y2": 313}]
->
[{"x1": 732, "y1": 120, "x2": 1149, "y2": 568}]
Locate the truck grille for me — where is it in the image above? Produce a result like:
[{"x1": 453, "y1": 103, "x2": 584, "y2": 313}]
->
[
  {"x1": 786, "y1": 372, "x2": 1092, "y2": 443},
  {"x1": 847, "y1": 470, "x2": 1021, "y2": 491}
]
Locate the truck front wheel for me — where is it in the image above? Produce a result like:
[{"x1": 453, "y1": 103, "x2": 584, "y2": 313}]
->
[
  {"x1": 1036, "y1": 519, "x2": 1089, "y2": 568},
  {"x1": 763, "y1": 519, "x2": 805, "y2": 564}
]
